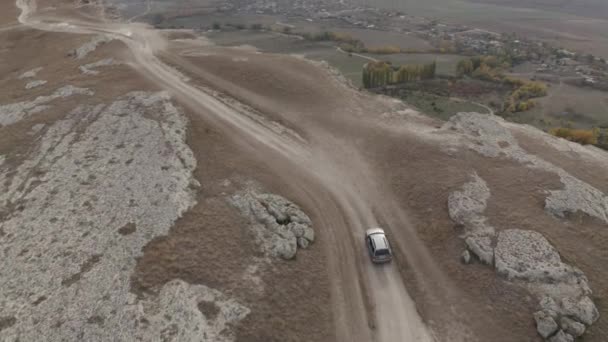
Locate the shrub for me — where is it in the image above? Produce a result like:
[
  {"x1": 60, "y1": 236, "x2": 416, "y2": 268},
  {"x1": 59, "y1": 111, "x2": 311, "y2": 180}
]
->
[
  {"x1": 212, "y1": 22, "x2": 221, "y2": 30},
  {"x1": 549, "y1": 127, "x2": 598, "y2": 145},
  {"x1": 471, "y1": 63, "x2": 499, "y2": 81},
  {"x1": 514, "y1": 81, "x2": 547, "y2": 100}
]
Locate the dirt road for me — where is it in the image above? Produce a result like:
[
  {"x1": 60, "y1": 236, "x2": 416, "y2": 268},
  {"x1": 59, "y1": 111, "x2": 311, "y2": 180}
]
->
[{"x1": 15, "y1": 0, "x2": 437, "y2": 341}]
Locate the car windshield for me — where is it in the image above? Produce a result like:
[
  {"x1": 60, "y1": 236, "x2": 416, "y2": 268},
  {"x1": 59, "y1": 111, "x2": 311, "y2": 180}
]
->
[{"x1": 375, "y1": 249, "x2": 390, "y2": 256}]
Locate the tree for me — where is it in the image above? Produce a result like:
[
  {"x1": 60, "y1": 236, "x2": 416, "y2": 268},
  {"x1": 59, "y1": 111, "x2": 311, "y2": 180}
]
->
[{"x1": 456, "y1": 59, "x2": 474, "y2": 76}]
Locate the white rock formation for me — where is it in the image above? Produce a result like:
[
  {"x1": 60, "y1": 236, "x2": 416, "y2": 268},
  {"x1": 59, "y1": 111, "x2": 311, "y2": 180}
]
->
[
  {"x1": 495, "y1": 229, "x2": 591, "y2": 299},
  {"x1": 0, "y1": 92, "x2": 226, "y2": 341},
  {"x1": 73, "y1": 35, "x2": 112, "y2": 59},
  {"x1": 25, "y1": 80, "x2": 46, "y2": 89},
  {"x1": 447, "y1": 173, "x2": 495, "y2": 264},
  {"x1": 230, "y1": 190, "x2": 314, "y2": 259},
  {"x1": 18, "y1": 67, "x2": 42, "y2": 79},
  {"x1": 449, "y1": 173, "x2": 599, "y2": 341},
  {"x1": 79, "y1": 58, "x2": 117, "y2": 75}
]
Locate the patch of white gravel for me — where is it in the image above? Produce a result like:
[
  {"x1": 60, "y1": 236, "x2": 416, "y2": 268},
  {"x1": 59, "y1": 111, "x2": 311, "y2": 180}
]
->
[
  {"x1": 0, "y1": 85, "x2": 93, "y2": 126},
  {"x1": 444, "y1": 112, "x2": 608, "y2": 224},
  {"x1": 134, "y1": 280, "x2": 249, "y2": 342},
  {"x1": 79, "y1": 58, "x2": 117, "y2": 75},
  {"x1": 0, "y1": 91, "x2": 246, "y2": 341},
  {"x1": 27, "y1": 123, "x2": 45, "y2": 136},
  {"x1": 18, "y1": 67, "x2": 42, "y2": 79},
  {"x1": 73, "y1": 35, "x2": 112, "y2": 59},
  {"x1": 24, "y1": 80, "x2": 47, "y2": 89}
]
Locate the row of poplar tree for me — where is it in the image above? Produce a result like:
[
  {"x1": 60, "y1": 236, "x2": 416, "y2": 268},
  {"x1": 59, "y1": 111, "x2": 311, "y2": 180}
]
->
[{"x1": 362, "y1": 61, "x2": 436, "y2": 88}]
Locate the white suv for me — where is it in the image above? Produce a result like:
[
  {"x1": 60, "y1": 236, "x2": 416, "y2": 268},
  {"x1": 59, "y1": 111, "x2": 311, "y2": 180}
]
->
[{"x1": 365, "y1": 228, "x2": 393, "y2": 263}]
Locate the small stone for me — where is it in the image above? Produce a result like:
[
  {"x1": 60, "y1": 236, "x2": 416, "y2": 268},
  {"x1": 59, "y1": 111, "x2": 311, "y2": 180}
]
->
[
  {"x1": 534, "y1": 310, "x2": 559, "y2": 338},
  {"x1": 461, "y1": 250, "x2": 471, "y2": 264},
  {"x1": 548, "y1": 330, "x2": 574, "y2": 342},
  {"x1": 297, "y1": 237, "x2": 309, "y2": 249},
  {"x1": 560, "y1": 317, "x2": 585, "y2": 337}
]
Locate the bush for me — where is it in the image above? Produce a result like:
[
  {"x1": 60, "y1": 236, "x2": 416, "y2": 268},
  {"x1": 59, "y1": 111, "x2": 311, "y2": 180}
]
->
[
  {"x1": 339, "y1": 43, "x2": 357, "y2": 53},
  {"x1": 504, "y1": 76, "x2": 525, "y2": 87},
  {"x1": 471, "y1": 63, "x2": 500, "y2": 81},
  {"x1": 513, "y1": 81, "x2": 547, "y2": 100},
  {"x1": 549, "y1": 127, "x2": 598, "y2": 145},
  {"x1": 212, "y1": 22, "x2": 221, "y2": 30}
]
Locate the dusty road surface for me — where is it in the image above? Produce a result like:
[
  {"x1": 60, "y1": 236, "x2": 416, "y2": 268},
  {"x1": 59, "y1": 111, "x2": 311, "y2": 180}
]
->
[{"x1": 2, "y1": 1, "x2": 608, "y2": 342}]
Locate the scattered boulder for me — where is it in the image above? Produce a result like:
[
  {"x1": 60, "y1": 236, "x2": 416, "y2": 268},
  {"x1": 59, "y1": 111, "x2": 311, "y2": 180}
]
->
[
  {"x1": 559, "y1": 317, "x2": 585, "y2": 337},
  {"x1": 533, "y1": 310, "x2": 558, "y2": 338},
  {"x1": 560, "y1": 296, "x2": 599, "y2": 326},
  {"x1": 461, "y1": 250, "x2": 471, "y2": 264},
  {"x1": 449, "y1": 173, "x2": 599, "y2": 342},
  {"x1": 548, "y1": 330, "x2": 574, "y2": 342},
  {"x1": 230, "y1": 190, "x2": 314, "y2": 259}
]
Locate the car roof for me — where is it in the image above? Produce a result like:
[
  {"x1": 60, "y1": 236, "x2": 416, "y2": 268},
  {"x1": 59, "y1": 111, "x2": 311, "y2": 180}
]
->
[
  {"x1": 366, "y1": 227, "x2": 385, "y2": 236},
  {"x1": 370, "y1": 233, "x2": 389, "y2": 250}
]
